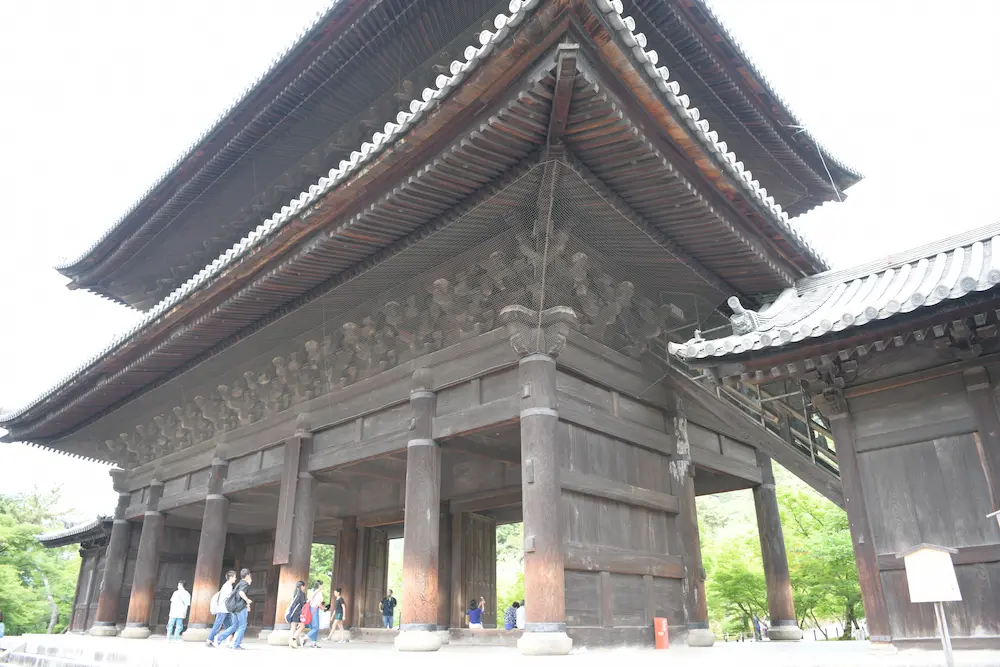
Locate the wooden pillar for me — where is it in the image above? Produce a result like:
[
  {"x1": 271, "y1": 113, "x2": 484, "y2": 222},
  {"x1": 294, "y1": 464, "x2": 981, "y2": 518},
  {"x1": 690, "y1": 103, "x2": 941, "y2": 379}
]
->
[
  {"x1": 753, "y1": 452, "x2": 802, "y2": 640},
  {"x1": 820, "y1": 398, "x2": 891, "y2": 643},
  {"x1": 120, "y1": 481, "x2": 165, "y2": 639},
  {"x1": 672, "y1": 407, "x2": 713, "y2": 647},
  {"x1": 504, "y1": 305, "x2": 576, "y2": 655},
  {"x1": 267, "y1": 430, "x2": 316, "y2": 645},
  {"x1": 182, "y1": 459, "x2": 229, "y2": 641},
  {"x1": 437, "y1": 505, "x2": 453, "y2": 630},
  {"x1": 964, "y1": 367, "x2": 1000, "y2": 511},
  {"x1": 333, "y1": 517, "x2": 358, "y2": 628},
  {"x1": 90, "y1": 470, "x2": 132, "y2": 636},
  {"x1": 396, "y1": 368, "x2": 443, "y2": 651}
]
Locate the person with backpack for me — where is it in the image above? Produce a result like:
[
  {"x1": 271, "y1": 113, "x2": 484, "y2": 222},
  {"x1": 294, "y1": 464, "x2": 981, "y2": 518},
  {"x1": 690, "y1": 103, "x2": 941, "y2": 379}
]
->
[
  {"x1": 304, "y1": 580, "x2": 324, "y2": 647},
  {"x1": 212, "y1": 569, "x2": 253, "y2": 649},
  {"x1": 206, "y1": 570, "x2": 237, "y2": 647},
  {"x1": 286, "y1": 581, "x2": 308, "y2": 648}
]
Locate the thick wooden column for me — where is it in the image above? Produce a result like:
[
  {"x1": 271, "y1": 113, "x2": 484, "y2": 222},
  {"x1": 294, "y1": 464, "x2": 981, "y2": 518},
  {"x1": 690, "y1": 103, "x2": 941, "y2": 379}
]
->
[
  {"x1": 333, "y1": 516, "x2": 358, "y2": 627},
  {"x1": 672, "y1": 408, "x2": 713, "y2": 647},
  {"x1": 396, "y1": 368, "x2": 443, "y2": 652},
  {"x1": 267, "y1": 430, "x2": 316, "y2": 645},
  {"x1": 121, "y1": 481, "x2": 165, "y2": 639},
  {"x1": 964, "y1": 367, "x2": 1000, "y2": 511},
  {"x1": 182, "y1": 459, "x2": 230, "y2": 641},
  {"x1": 753, "y1": 452, "x2": 802, "y2": 640},
  {"x1": 90, "y1": 470, "x2": 132, "y2": 636},
  {"x1": 499, "y1": 305, "x2": 575, "y2": 655},
  {"x1": 820, "y1": 398, "x2": 891, "y2": 643}
]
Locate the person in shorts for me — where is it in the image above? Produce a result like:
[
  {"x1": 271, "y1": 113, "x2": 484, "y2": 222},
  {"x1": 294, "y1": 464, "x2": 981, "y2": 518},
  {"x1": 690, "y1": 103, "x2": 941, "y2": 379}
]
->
[{"x1": 326, "y1": 588, "x2": 347, "y2": 643}]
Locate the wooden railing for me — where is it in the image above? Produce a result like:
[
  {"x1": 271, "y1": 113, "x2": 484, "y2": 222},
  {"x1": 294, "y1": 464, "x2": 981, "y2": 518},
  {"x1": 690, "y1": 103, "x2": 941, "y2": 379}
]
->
[{"x1": 670, "y1": 357, "x2": 839, "y2": 479}]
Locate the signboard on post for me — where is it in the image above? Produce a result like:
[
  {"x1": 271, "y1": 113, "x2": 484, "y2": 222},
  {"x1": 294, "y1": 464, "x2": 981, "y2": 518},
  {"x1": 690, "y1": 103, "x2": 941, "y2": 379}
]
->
[{"x1": 896, "y1": 543, "x2": 961, "y2": 667}]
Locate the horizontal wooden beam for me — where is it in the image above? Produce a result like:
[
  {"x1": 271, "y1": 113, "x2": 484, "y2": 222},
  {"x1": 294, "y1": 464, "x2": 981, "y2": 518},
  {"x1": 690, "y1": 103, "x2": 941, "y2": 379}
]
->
[
  {"x1": 877, "y1": 544, "x2": 1000, "y2": 571},
  {"x1": 559, "y1": 469, "x2": 678, "y2": 514},
  {"x1": 443, "y1": 440, "x2": 519, "y2": 466},
  {"x1": 563, "y1": 542, "x2": 685, "y2": 579},
  {"x1": 433, "y1": 395, "x2": 519, "y2": 440},
  {"x1": 308, "y1": 431, "x2": 409, "y2": 472},
  {"x1": 558, "y1": 395, "x2": 673, "y2": 457},
  {"x1": 448, "y1": 487, "x2": 522, "y2": 514},
  {"x1": 690, "y1": 447, "x2": 762, "y2": 485}
]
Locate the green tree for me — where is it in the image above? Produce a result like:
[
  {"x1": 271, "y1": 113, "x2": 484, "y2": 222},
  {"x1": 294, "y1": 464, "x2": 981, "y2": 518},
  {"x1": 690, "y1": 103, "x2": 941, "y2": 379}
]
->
[
  {"x1": 0, "y1": 490, "x2": 81, "y2": 636},
  {"x1": 778, "y1": 484, "x2": 861, "y2": 639},
  {"x1": 307, "y1": 543, "x2": 334, "y2": 590}
]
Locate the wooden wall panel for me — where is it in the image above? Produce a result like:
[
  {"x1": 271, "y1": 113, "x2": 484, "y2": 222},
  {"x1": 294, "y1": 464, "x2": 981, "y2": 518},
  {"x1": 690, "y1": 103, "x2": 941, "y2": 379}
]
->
[
  {"x1": 462, "y1": 513, "x2": 497, "y2": 628},
  {"x1": 564, "y1": 571, "x2": 600, "y2": 627}
]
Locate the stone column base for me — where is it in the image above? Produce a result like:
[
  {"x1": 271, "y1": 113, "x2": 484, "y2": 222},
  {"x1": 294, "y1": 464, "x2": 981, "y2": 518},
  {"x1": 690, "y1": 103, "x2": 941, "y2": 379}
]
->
[
  {"x1": 257, "y1": 629, "x2": 272, "y2": 641},
  {"x1": 436, "y1": 629, "x2": 451, "y2": 645},
  {"x1": 517, "y1": 631, "x2": 573, "y2": 655},
  {"x1": 181, "y1": 627, "x2": 210, "y2": 642},
  {"x1": 88, "y1": 624, "x2": 119, "y2": 637},
  {"x1": 266, "y1": 629, "x2": 293, "y2": 646},
  {"x1": 120, "y1": 625, "x2": 152, "y2": 639},
  {"x1": 687, "y1": 628, "x2": 715, "y2": 647},
  {"x1": 767, "y1": 624, "x2": 803, "y2": 641},
  {"x1": 395, "y1": 629, "x2": 444, "y2": 652}
]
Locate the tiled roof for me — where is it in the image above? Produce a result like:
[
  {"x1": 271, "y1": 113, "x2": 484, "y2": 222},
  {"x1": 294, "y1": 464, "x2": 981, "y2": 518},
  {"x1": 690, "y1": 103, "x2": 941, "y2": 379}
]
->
[
  {"x1": 670, "y1": 222, "x2": 1000, "y2": 360},
  {"x1": 1, "y1": 0, "x2": 829, "y2": 429},
  {"x1": 37, "y1": 516, "x2": 112, "y2": 548}
]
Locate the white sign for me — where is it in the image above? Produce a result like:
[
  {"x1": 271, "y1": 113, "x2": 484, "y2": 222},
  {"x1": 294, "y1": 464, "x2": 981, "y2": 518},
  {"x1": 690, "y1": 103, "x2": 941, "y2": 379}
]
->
[{"x1": 900, "y1": 547, "x2": 962, "y2": 604}]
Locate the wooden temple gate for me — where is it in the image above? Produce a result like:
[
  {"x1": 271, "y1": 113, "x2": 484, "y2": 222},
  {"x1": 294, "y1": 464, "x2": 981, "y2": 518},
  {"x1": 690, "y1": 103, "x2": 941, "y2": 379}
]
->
[{"x1": 14, "y1": 0, "x2": 869, "y2": 654}]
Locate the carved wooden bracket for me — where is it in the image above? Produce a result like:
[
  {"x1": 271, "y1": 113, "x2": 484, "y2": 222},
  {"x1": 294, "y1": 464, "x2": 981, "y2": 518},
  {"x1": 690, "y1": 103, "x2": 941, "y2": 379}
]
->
[{"x1": 499, "y1": 304, "x2": 578, "y2": 358}]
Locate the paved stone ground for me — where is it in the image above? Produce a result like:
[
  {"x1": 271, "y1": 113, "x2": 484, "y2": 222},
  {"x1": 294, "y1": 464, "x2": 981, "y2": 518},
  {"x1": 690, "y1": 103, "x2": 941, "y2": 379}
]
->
[{"x1": 2, "y1": 634, "x2": 1000, "y2": 666}]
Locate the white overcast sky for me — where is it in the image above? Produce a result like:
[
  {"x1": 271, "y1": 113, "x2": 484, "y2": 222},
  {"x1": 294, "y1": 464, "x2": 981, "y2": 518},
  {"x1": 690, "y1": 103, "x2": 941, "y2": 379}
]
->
[{"x1": 1, "y1": 0, "x2": 998, "y2": 522}]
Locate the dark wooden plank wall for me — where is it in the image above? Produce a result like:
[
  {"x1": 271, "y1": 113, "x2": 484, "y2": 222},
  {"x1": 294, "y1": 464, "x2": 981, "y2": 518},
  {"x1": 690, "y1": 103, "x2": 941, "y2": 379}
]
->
[
  {"x1": 461, "y1": 513, "x2": 497, "y2": 628},
  {"x1": 849, "y1": 373, "x2": 1000, "y2": 644},
  {"x1": 555, "y1": 371, "x2": 684, "y2": 646},
  {"x1": 70, "y1": 547, "x2": 105, "y2": 632},
  {"x1": 146, "y1": 526, "x2": 200, "y2": 631},
  {"x1": 236, "y1": 533, "x2": 278, "y2": 631},
  {"x1": 355, "y1": 527, "x2": 389, "y2": 628}
]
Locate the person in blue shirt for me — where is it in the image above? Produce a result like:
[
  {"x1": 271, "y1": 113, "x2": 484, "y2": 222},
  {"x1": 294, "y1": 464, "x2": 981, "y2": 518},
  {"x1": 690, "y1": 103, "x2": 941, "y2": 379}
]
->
[
  {"x1": 0, "y1": 610, "x2": 5, "y2": 639},
  {"x1": 467, "y1": 597, "x2": 485, "y2": 629}
]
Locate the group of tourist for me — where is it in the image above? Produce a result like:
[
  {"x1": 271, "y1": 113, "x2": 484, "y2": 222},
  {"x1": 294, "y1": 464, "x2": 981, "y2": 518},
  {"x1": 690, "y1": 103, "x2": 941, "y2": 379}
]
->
[{"x1": 284, "y1": 580, "x2": 348, "y2": 647}]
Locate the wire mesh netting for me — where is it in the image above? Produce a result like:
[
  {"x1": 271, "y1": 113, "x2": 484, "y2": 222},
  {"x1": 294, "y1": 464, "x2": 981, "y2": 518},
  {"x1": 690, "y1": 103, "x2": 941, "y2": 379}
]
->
[{"x1": 87, "y1": 158, "x2": 733, "y2": 466}]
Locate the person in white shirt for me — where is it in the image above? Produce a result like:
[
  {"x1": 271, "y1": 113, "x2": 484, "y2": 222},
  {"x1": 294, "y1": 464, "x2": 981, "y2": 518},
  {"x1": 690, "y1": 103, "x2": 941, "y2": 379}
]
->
[
  {"x1": 167, "y1": 581, "x2": 192, "y2": 641},
  {"x1": 206, "y1": 571, "x2": 237, "y2": 647},
  {"x1": 515, "y1": 600, "x2": 526, "y2": 630},
  {"x1": 304, "y1": 580, "x2": 324, "y2": 647}
]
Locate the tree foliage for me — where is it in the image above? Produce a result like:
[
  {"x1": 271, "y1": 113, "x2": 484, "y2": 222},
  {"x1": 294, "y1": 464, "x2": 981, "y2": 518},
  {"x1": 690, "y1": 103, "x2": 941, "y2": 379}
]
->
[
  {"x1": 0, "y1": 490, "x2": 82, "y2": 636},
  {"x1": 699, "y1": 466, "x2": 862, "y2": 639}
]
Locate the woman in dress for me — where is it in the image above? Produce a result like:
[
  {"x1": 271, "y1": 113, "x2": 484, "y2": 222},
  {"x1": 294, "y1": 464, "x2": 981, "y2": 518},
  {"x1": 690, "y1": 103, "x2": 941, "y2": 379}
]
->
[{"x1": 287, "y1": 581, "x2": 308, "y2": 648}]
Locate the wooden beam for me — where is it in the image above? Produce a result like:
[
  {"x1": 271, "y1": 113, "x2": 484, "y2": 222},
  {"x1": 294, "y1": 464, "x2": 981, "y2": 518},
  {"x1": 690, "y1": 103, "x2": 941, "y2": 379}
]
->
[
  {"x1": 559, "y1": 468, "x2": 679, "y2": 513},
  {"x1": 308, "y1": 431, "x2": 409, "y2": 472},
  {"x1": 964, "y1": 366, "x2": 1000, "y2": 511},
  {"x1": 558, "y1": 394, "x2": 674, "y2": 457},
  {"x1": 443, "y1": 440, "x2": 520, "y2": 466},
  {"x1": 877, "y1": 543, "x2": 1000, "y2": 570},
  {"x1": 432, "y1": 395, "x2": 519, "y2": 441},
  {"x1": 449, "y1": 487, "x2": 522, "y2": 514},
  {"x1": 563, "y1": 542, "x2": 684, "y2": 579},
  {"x1": 690, "y1": 446, "x2": 763, "y2": 485},
  {"x1": 343, "y1": 457, "x2": 407, "y2": 483},
  {"x1": 272, "y1": 435, "x2": 302, "y2": 566},
  {"x1": 547, "y1": 44, "x2": 579, "y2": 145}
]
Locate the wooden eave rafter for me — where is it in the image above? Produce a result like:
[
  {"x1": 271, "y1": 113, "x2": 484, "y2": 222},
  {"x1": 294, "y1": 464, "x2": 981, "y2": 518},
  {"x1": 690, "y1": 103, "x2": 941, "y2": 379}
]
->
[{"x1": 5, "y1": 0, "x2": 821, "y2": 447}]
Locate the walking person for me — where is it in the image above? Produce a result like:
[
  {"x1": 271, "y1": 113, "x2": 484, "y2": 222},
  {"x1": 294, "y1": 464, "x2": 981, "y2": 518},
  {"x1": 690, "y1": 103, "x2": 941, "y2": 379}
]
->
[
  {"x1": 213, "y1": 569, "x2": 253, "y2": 650},
  {"x1": 206, "y1": 571, "x2": 237, "y2": 647},
  {"x1": 286, "y1": 581, "x2": 308, "y2": 649},
  {"x1": 379, "y1": 589, "x2": 397, "y2": 629},
  {"x1": 167, "y1": 581, "x2": 191, "y2": 641},
  {"x1": 326, "y1": 588, "x2": 347, "y2": 643},
  {"x1": 302, "y1": 580, "x2": 324, "y2": 647},
  {"x1": 467, "y1": 597, "x2": 485, "y2": 629},
  {"x1": 503, "y1": 601, "x2": 519, "y2": 631},
  {"x1": 752, "y1": 614, "x2": 762, "y2": 642},
  {"x1": 0, "y1": 610, "x2": 5, "y2": 639},
  {"x1": 515, "y1": 601, "x2": 525, "y2": 630}
]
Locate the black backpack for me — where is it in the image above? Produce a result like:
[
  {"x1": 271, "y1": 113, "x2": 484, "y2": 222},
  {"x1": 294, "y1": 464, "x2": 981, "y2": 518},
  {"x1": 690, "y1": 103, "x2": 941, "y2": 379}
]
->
[{"x1": 225, "y1": 585, "x2": 244, "y2": 613}]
